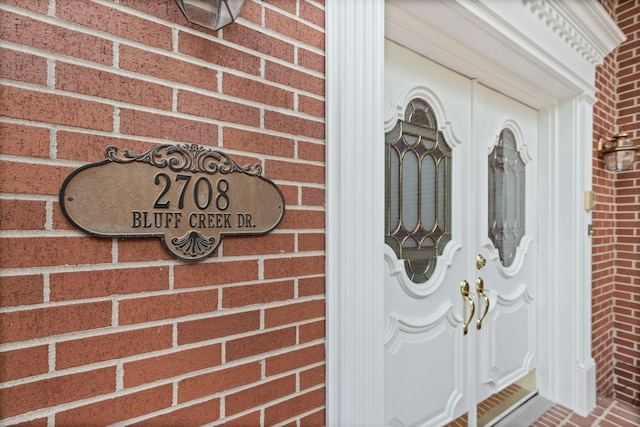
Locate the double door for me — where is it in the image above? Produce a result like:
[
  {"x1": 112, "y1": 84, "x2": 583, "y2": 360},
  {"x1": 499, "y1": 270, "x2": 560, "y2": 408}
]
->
[{"x1": 384, "y1": 41, "x2": 538, "y2": 427}]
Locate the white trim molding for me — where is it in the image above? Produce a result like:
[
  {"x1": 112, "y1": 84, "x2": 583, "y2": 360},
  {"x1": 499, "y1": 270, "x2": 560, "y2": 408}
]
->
[
  {"x1": 326, "y1": 0, "x2": 385, "y2": 425},
  {"x1": 524, "y1": 0, "x2": 625, "y2": 66}
]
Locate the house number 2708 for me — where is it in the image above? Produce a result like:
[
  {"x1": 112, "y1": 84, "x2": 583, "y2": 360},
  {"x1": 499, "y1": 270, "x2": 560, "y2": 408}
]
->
[{"x1": 153, "y1": 173, "x2": 230, "y2": 211}]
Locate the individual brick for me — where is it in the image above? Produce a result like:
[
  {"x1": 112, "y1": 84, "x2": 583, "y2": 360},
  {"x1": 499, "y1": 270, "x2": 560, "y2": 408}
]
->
[
  {"x1": 56, "y1": 62, "x2": 173, "y2": 111},
  {"x1": 226, "y1": 327, "x2": 296, "y2": 362},
  {"x1": 0, "y1": 301, "x2": 112, "y2": 343},
  {"x1": 225, "y1": 375, "x2": 296, "y2": 416},
  {"x1": 222, "y1": 73, "x2": 294, "y2": 110},
  {"x1": 223, "y1": 24, "x2": 294, "y2": 63},
  {"x1": 119, "y1": 108, "x2": 217, "y2": 145},
  {"x1": 119, "y1": 45, "x2": 218, "y2": 92},
  {"x1": 177, "y1": 89, "x2": 260, "y2": 127},
  {"x1": 222, "y1": 127, "x2": 295, "y2": 158},
  {"x1": 178, "y1": 310, "x2": 260, "y2": 345},
  {"x1": 56, "y1": 325, "x2": 173, "y2": 369},
  {"x1": 221, "y1": 280, "x2": 294, "y2": 308},
  {"x1": 0, "y1": 10, "x2": 113, "y2": 65},
  {"x1": 178, "y1": 362, "x2": 261, "y2": 403},
  {"x1": 265, "y1": 9, "x2": 324, "y2": 50},
  {"x1": 0, "y1": 85, "x2": 113, "y2": 132},
  {"x1": 279, "y1": 209, "x2": 325, "y2": 230},
  {"x1": 0, "y1": 48, "x2": 47, "y2": 86},
  {"x1": 127, "y1": 399, "x2": 221, "y2": 427},
  {"x1": 55, "y1": 384, "x2": 172, "y2": 426},
  {"x1": 0, "y1": 236, "x2": 112, "y2": 269},
  {"x1": 265, "y1": 61, "x2": 324, "y2": 97},
  {"x1": 0, "y1": 367, "x2": 116, "y2": 419},
  {"x1": 264, "y1": 387, "x2": 325, "y2": 426},
  {"x1": 124, "y1": 344, "x2": 222, "y2": 387},
  {"x1": 0, "y1": 274, "x2": 43, "y2": 307},
  {"x1": 49, "y1": 266, "x2": 169, "y2": 301},
  {"x1": 173, "y1": 259, "x2": 259, "y2": 288},
  {"x1": 119, "y1": 289, "x2": 218, "y2": 325},
  {"x1": 263, "y1": 256, "x2": 325, "y2": 280},
  {"x1": 56, "y1": 0, "x2": 172, "y2": 50},
  {"x1": 0, "y1": 345, "x2": 48, "y2": 382},
  {"x1": 222, "y1": 233, "x2": 295, "y2": 257},
  {"x1": 178, "y1": 32, "x2": 260, "y2": 75},
  {"x1": 55, "y1": 131, "x2": 158, "y2": 163},
  {"x1": 265, "y1": 159, "x2": 324, "y2": 184},
  {"x1": 264, "y1": 110, "x2": 324, "y2": 140},
  {"x1": 264, "y1": 299, "x2": 325, "y2": 328},
  {"x1": 0, "y1": 122, "x2": 50, "y2": 158},
  {"x1": 266, "y1": 343, "x2": 324, "y2": 376},
  {"x1": 0, "y1": 199, "x2": 46, "y2": 230}
]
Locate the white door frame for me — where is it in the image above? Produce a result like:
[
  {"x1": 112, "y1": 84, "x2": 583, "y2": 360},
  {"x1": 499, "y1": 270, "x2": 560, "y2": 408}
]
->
[{"x1": 325, "y1": 1, "x2": 624, "y2": 425}]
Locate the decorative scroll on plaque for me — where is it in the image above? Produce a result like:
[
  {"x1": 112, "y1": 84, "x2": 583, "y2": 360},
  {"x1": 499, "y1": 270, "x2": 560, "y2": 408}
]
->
[{"x1": 60, "y1": 144, "x2": 285, "y2": 261}]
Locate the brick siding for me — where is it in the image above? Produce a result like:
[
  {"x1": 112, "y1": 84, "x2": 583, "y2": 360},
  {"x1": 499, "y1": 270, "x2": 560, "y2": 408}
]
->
[
  {"x1": 593, "y1": 0, "x2": 640, "y2": 408},
  {"x1": 0, "y1": 0, "x2": 326, "y2": 425}
]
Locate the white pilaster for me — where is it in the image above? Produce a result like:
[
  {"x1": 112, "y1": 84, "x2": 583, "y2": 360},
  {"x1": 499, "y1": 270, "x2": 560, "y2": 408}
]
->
[{"x1": 326, "y1": 0, "x2": 386, "y2": 425}]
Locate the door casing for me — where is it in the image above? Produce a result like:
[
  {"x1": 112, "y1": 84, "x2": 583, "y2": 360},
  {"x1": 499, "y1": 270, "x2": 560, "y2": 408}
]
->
[{"x1": 325, "y1": 0, "x2": 625, "y2": 425}]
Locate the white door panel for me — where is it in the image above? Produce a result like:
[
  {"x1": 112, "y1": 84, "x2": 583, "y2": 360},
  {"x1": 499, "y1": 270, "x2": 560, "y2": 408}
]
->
[
  {"x1": 385, "y1": 40, "x2": 538, "y2": 426},
  {"x1": 474, "y1": 83, "x2": 538, "y2": 407},
  {"x1": 385, "y1": 39, "x2": 472, "y2": 426}
]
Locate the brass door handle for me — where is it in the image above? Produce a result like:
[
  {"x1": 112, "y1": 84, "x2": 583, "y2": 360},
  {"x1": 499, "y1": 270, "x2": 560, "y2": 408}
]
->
[
  {"x1": 460, "y1": 280, "x2": 475, "y2": 336},
  {"x1": 476, "y1": 277, "x2": 490, "y2": 330}
]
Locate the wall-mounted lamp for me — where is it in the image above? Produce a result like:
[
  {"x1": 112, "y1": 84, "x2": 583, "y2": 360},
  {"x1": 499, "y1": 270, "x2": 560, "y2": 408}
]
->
[
  {"x1": 176, "y1": 0, "x2": 246, "y2": 31},
  {"x1": 597, "y1": 129, "x2": 639, "y2": 172}
]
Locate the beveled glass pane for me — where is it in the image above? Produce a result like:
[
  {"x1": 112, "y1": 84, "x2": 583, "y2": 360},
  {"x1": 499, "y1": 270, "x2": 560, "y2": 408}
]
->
[
  {"x1": 389, "y1": 146, "x2": 400, "y2": 232},
  {"x1": 506, "y1": 170, "x2": 516, "y2": 226},
  {"x1": 436, "y1": 156, "x2": 447, "y2": 230},
  {"x1": 421, "y1": 154, "x2": 436, "y2": 231},
  {"x1": 402, "y1": 151, "x2": 419, "y2": 231},
  {"x1": 403, "y1": 237, "x2": 418, "y2": 249},
  {"x1": 488, "y1": 128, "x2": 525, "y2": 267}
]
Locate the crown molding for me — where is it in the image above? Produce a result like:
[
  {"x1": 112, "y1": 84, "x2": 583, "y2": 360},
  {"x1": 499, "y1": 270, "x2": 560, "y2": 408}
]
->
[{"x1": 524, "y1": 0, "x2": 625, "y2": 66}]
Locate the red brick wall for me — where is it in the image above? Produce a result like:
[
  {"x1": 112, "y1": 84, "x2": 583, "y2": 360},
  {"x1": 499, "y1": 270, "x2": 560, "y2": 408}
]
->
[
  {"x1": 612, "y1": 0, "x2": 640, "y2": 407},
  {"x1": 593, "y1": 0, "x2": 640, "y2": 407},
  {"x1": 592, "y1": 25, "x2": 617, "y2": 397},
  {"x1": 0, "y1": 0, "x2": 326, "y2": 425}
]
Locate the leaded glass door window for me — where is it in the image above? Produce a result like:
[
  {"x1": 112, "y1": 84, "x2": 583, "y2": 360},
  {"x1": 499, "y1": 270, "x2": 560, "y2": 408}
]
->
[
  {"x1": 385, "y1": 98, "x2": 452, "y2": 283},
  {"x1": 488, "y1": 128, "x2": 525, "y2": 267}
]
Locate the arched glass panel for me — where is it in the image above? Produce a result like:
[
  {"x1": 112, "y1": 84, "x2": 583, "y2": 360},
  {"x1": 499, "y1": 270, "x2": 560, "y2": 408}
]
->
[
  {"x1": 385, "y1": 98, "x2": 452, "y2": 283},
  {"x1": 488, "y1": 128, "x2": 525, "y2": 267}
]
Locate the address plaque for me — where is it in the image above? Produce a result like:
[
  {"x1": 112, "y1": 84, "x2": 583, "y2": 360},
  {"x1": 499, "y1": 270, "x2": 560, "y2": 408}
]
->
[{"x1": 60, "y1": 143, "x2": 285, "y2": 261}]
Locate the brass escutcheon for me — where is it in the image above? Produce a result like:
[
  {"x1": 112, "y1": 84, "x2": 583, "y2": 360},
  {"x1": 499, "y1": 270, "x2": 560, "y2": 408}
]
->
[{"x1": 476, "y1": 254, "x2": 487, "y2": 270}]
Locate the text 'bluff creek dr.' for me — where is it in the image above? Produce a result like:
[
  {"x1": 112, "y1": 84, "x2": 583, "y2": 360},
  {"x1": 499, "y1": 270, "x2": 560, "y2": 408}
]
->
[{"x1": 131, "y1": 211, "x2": 256, "y2": 229}]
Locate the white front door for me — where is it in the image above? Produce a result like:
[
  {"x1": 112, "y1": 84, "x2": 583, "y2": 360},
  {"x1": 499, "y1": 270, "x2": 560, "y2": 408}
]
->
[{"x1": 384, "y1": 40, "x2": 538, "y2": 427}]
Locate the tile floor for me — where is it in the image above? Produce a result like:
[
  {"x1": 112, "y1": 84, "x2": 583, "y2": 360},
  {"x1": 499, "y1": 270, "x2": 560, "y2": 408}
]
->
[{"x1": 531, "y1": 396, "x2": 640, "y2": 427}]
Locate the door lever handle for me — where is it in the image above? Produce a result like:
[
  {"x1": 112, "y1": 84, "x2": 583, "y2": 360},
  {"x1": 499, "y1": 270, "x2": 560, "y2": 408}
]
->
[
  {"x1": 476, "y1": 277, "x2": 490, "y2": 330},
  {"x1": 460, "y1": 280, "x2": 475, "y2": 336}
]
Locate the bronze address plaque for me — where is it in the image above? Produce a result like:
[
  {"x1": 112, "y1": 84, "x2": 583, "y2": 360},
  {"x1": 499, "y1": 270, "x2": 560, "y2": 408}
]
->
[{"x1": 60, "y1": 144, "x2": 285, "y2": 261}]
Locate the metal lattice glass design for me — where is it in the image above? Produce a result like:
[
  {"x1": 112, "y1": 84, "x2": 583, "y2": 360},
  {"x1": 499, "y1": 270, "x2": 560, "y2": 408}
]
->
[
  {"x1": 385, "y1": 98, "x2": 452, "y2": 283},
  {"x1": 488, "y1": 128, "x2": 525, "y2": 267}
]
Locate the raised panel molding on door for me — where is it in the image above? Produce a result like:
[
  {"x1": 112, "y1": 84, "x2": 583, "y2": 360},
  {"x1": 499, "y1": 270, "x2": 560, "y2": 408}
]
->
[
  {"x1": 385, "y1": 305, "x2": 464, "y2": 427},
  {"x1": 480, "y1": 284, "x2": 536, "y2": 391}
]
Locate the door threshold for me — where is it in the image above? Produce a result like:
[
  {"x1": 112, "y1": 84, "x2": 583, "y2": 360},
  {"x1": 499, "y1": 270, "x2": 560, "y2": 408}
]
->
[{"x1": 492, "y1": 394, "x2": 555, "y2": 427}]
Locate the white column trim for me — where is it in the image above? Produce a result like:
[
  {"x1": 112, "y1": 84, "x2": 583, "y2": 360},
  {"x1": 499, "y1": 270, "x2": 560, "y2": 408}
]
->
[{"x1": 325, "y1": 0, "x2": 385, "y2": 425}]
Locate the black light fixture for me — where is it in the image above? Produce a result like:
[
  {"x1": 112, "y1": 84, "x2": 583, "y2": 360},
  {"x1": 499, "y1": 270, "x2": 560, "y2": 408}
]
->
[
  {"x1": 175, "y1": 0, "x2": 246, "y2": 31},
  {"x1": 597, "y1": 128, "x2": 639, "y2": 172}
]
